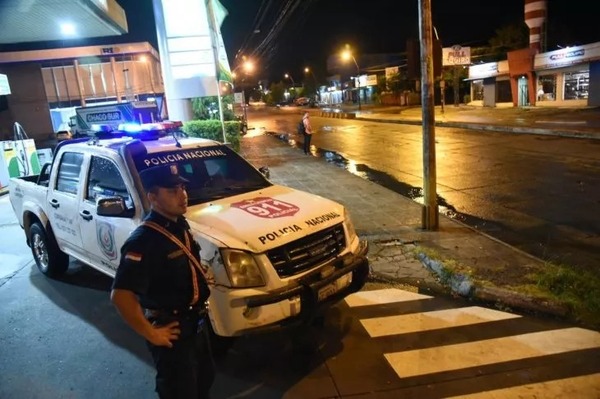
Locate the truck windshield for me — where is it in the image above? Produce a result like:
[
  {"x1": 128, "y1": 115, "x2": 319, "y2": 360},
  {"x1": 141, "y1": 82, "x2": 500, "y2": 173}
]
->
[{"x1": 133, "y1": 145, "x2": 272, "y2": 204}]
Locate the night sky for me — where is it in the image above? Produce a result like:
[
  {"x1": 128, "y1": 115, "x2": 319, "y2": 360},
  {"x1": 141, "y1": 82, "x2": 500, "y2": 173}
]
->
[{"x1": 1, "y1": 0, "x2": 597, "y2": 83}]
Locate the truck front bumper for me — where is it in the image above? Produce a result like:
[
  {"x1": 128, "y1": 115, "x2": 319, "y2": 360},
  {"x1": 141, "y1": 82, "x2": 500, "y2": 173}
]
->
[{"x1": 245, "y1": 239, "x2": 369, "y2": 318}]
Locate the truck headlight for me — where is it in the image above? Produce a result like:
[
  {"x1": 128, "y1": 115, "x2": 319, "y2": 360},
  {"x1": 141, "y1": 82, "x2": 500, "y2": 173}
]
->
[
  {"x1": 221, "y1": 249, "x2": 266, "y2": 288},
  {"x1": 344, "y1": 209, "x2": 357, "y2": 241}
]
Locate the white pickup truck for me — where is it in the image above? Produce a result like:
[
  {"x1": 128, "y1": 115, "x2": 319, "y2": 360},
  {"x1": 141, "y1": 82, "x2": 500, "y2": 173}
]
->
[{"x1": 9, "y1": 132, "x2": 369, "y2": 337}]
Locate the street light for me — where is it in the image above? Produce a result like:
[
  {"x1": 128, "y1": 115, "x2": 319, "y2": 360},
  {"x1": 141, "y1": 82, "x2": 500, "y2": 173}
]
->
[
  {"x1": 284, "y1": 73, "x2": 295, "y2": 88},
  {"x1": 232, "y1": 58, "x2": 256, "y2": 134},
  {"x1": 304, "y1": 67, "x2": 319, "y2": 103},
  {"x1": 304, "y1": 67, "x2": 318, "y2": 85},
  {"x1": 341, "y1": 48, "x2": 361, "y2": 111}
]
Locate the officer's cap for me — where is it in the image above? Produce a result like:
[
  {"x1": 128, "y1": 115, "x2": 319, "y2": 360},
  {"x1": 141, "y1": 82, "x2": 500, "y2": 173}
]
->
[{"x1": 140, "y1": 164, "x2": 189, "y2": 191}]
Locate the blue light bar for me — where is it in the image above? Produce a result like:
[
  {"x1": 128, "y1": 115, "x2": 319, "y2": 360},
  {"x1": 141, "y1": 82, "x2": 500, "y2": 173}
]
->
[{"x1": 118, "y1": 123, "x2": 143, "y2": 133}]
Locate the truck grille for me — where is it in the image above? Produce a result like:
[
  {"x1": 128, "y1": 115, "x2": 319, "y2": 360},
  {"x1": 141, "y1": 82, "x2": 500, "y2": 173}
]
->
[{"x1": 267, "y1": 223, "x2": 346, "y2": 278}]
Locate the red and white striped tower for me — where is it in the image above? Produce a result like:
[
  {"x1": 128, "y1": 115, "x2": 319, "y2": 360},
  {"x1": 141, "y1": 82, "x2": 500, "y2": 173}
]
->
[{"x1": 524, "y1": 0, "x2": 547, "y2": 52}]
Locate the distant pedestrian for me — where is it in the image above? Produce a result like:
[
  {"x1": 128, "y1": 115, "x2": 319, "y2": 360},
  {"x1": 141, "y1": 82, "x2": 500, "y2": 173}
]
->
[{"x1": 302, "y1": 111, "x2": 313, "y2": 155}]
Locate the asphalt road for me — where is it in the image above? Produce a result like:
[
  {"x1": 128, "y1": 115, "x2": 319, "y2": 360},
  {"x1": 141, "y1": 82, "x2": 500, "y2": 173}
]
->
[{"x1": 250, "y1": 107, "x2": 600, "y2": 272}]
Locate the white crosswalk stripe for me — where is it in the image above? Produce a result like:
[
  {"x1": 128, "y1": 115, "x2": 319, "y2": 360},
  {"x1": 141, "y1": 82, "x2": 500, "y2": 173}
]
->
[
  {"x1": 361, "y1": 306, "x2": 521, "y2": 337},
  {"x1": 344, "y1": 288, "x2": 600, "y2": 397}
]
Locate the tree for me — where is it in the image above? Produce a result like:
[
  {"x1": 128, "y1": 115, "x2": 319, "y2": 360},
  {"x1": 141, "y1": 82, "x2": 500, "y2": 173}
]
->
[
  {"x1": 191, "y1": 95, "x2": 235, "y2": 120},
  {"x1": 487, "y1": 23, "x2": 529, "y2": 60},
  {"x1": 267, "y1": 82, "x2": 286, "y2": 105},
  {"x1": 302, "y1": 77, "x2": 318, "y2": 99}
]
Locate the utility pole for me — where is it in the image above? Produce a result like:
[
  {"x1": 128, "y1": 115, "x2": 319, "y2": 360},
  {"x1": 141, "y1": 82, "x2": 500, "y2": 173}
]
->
[
  {"x1": 418, "y1": 0, "x2": 439, "y2": 230},
  {"x1": 453, "y1": 65, "x2": 460, "y2": 106}
]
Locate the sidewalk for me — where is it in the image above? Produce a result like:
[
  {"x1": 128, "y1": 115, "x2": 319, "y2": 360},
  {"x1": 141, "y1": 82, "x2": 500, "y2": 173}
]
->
[{"x1": 241, "y1": 105, "x2": 600, "y2": 328}]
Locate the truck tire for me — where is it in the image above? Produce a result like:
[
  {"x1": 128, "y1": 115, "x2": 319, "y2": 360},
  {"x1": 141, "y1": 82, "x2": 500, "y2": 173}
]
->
[
  {"x1": 29, "y1": 222, "x2": 69, "y2": 278},
  {"x1": 207, "y1": 322, "x2": 235, "y2": 359}
]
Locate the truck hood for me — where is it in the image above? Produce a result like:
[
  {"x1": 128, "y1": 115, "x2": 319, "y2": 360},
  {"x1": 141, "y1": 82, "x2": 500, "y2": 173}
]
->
[{"x1": 185, "y1": 185, "x2": 345, "y2": 252}]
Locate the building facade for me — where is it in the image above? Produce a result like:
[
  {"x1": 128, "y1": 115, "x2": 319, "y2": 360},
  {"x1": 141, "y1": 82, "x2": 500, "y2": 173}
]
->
[
  {"x1": 468, "y1": 41, "x2": 600, "y2": 108},
  {"x1": 0, "y1": 42, "x2": 164, "y2": 142}
]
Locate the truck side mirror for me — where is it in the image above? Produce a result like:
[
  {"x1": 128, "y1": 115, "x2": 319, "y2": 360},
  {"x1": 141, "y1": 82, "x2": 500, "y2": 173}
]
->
[{"x1": 97, "y1": 197, "x2": 130, "y2": 217}]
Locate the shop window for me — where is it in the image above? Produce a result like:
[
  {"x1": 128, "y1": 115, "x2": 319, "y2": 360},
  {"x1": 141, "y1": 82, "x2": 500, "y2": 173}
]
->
[
  {"x1": 472, "y1": 80, "x2": 483, "y2": 101},
  {"x1": 564, "y1": 70, "x2": 589, "y2": 100},
  {"x1": 497, "y1": 80, "x2": 512, "y2": 103},
  {"x1": 538, "y1": 75, "x2": 556, "y2": 101}
]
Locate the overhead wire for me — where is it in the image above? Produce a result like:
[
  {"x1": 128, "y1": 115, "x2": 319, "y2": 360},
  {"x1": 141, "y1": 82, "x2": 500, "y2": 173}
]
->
[{"x1": 232, "y1": 0, "x2": 316, "y2": 72}]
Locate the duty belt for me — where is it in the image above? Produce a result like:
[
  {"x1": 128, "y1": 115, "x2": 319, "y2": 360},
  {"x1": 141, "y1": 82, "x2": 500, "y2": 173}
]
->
[{"x1": 144, "y1": 304, "x2": 207, "y2": 319}]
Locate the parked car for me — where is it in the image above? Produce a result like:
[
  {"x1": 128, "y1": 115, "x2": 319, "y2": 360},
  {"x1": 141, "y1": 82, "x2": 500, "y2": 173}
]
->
[
  {"x1": 55, "y1": 129, "x2": 72, "y2": 142},
  {"x1": 295, "y1": 97, "x2": 310, "y2": 106}
]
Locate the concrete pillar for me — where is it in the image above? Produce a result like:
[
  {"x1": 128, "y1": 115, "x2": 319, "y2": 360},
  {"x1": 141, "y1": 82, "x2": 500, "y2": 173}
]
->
[
  {"x1": 73, "y1": 59, "x2": 86, "y2": 106},
  {"x1": 166, "y1": 99, "x2": 194, "y2": 122}
]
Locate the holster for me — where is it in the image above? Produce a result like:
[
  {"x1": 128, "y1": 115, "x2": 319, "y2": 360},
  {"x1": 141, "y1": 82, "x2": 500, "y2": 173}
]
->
[{"x1": 145, "y1": 307, "x2": 207, "y2": 338}]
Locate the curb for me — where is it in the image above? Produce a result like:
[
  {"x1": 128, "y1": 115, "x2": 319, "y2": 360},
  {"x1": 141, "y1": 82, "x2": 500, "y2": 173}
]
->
[
  {"x1": 416, "y1": 252, "x2": 571, "y2": 320},
  {"x1": 319, "y1": 111, "x2": 356, "y2": 119}
]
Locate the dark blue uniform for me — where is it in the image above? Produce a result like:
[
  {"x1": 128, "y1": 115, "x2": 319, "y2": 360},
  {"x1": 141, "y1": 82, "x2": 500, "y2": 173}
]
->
[{"x1": 113, "y1": 211, "x2": 213, "y2": 399}]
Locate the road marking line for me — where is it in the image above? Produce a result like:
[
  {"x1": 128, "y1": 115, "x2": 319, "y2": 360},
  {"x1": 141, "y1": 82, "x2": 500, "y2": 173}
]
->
[
  {"x1": 345, "y1": 288, "x2": 432, "y2": 307},
  {"x1": 447, "y1": 373, "x2": 600, "y2": 398},
  {"x1": 361, "y1": 306, "x2": 521, "y2": 337},
  {"x1": 385, "y1": 327, "x2": 600, "y2": 378}
]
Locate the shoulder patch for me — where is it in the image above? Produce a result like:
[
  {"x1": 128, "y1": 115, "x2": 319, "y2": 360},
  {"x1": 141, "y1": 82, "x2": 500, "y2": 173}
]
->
[{"x1": 125, "y1": 252, "x2": 142, "y2": 262}]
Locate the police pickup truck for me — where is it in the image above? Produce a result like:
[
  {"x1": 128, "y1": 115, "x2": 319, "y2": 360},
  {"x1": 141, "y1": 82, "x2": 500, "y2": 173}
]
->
[{"x1": 9, "y1": 129, "x2": 369, "y2": 337}]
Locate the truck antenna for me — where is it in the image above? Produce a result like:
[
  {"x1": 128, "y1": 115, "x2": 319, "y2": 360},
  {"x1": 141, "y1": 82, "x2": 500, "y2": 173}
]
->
[{"x1": 173, "y1": 131, "x2": 182, "y2": 148}]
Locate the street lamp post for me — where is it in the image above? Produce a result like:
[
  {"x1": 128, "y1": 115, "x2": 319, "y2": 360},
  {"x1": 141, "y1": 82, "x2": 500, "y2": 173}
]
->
[
  {"x1": 232, "y1": 59, "x2": 255, "y2": 134},
  {"x1": 304, "y1": 67, "x2": 317, "y2": 85},
  {"x1": 284, "y1": 73, "x2": 296, "y2": 88},
  {"x1": 341, "y1": 49, "x2": 361, "y2": 111},
  {"x1": 304, "y1": 67, "x2": 319, "y2": 103}
]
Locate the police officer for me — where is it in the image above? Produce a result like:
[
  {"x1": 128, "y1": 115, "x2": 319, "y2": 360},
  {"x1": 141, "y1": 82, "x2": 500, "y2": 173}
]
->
[{"x1": 111, "y1": 163, "x2": 214, "y2": 399}]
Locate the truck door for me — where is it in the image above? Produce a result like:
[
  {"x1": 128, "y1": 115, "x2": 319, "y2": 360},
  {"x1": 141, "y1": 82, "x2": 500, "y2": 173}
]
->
[
  {"x1": 47, "y1": 151, "x2": 86, "y2": 259},
  {"x1": 79, "y1": 155, "x2": 139, "y2": 276}
]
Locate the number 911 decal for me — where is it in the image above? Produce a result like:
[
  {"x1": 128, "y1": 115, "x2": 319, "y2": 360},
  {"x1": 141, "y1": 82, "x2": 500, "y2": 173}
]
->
[{"x1": 231, "y1": 197, "x2": 299, "y2": 218}]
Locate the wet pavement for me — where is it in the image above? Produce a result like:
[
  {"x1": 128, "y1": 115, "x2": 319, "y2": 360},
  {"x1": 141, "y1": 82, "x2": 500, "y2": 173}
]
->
[
  {"x1": 241, "y1": 103, "x2": 600, "y2": 329},
  {"x1": 348, "y1": 104, "x2": 600, "y2": 140}
]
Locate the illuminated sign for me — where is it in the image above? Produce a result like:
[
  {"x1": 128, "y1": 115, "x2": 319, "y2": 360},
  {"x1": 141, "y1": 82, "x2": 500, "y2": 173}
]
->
[
  {"x1": 87, "y1": 111, "x2": 122, "y2": 123},
  {"x1": 443, "y1": 45, "x2": 471, "y2": 66},
  {"x1": 469, "y1": 62, "x2": 499, "y2": 79},
  {"x1": 0, "y1": 74, "x2": 11, "y2": 95},
  {"x1": 152, "y1": 0, "x2": 232, "y2": 99},
  {"x1": 385, "y1": 66, "x2": 399, "y2": 80},
  {"x1": 549, "y1": 49, "x2": 585, "y2": 61},
  {"x1": 535, "y1": 43, "x2": 600, "y2": 70}
]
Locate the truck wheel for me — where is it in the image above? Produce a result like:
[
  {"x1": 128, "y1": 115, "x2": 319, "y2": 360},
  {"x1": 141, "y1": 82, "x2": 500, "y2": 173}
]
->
[
  {"x1": 29, "y1": 223, "x2": 69, "y2": 278},
  {"x1": 207, "y1": 322, "x2": 235, "y2": 359}
]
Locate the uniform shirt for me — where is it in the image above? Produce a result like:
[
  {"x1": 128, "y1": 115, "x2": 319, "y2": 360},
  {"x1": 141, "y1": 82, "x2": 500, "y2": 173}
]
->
[
  {"x1": 112, "y1": 211, "x2": 210, "y2": 311},
  {"x1": 302, "y1": 116, "x2": 313, "y2": 134}
]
